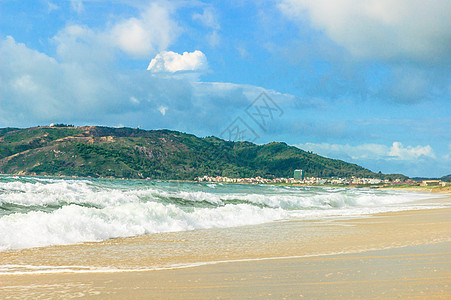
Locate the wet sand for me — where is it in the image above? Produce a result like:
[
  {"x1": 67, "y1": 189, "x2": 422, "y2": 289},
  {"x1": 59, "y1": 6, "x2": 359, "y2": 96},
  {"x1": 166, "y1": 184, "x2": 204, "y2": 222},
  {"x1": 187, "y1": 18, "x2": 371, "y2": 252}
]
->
[
  {"x1": 1, "y1": 195, "x2": 450, "y2": 299},
  {"x1": 2, "y1": 242, "x2": 449, "y2": 299}
]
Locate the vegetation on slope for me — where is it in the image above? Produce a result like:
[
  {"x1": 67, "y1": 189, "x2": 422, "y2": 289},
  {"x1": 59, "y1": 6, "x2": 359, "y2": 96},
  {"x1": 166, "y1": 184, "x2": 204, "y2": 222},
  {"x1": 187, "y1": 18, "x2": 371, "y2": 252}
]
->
[{"x1": 0, "y1": 126, "x2": 407, "y2": 180}]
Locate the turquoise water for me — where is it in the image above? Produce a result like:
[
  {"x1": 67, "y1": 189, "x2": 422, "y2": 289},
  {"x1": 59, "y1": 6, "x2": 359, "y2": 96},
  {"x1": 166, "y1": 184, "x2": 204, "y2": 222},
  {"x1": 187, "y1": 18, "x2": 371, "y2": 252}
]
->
[{"x1": 0, "y1": 175, "x2": 439, "y2": 250}]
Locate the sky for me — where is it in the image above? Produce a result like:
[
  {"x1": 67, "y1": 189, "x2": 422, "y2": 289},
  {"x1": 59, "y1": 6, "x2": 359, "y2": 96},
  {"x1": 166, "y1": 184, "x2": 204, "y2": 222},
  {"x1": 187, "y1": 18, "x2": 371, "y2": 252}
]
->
[{"x1": 0, "y1": 0, "x2": 450, "y2": 177}]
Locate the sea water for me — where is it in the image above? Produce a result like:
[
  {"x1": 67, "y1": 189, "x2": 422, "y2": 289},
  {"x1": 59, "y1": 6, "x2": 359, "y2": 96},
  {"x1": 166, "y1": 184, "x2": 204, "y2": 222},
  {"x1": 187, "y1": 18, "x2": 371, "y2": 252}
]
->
[{"x1": 0, "y1": 175, "x2": 441, "y2": 251}]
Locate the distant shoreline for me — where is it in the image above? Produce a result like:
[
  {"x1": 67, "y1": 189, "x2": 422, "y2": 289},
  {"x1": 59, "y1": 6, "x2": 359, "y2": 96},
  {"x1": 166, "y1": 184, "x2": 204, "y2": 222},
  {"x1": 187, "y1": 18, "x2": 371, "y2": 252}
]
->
[
  {"x1": 377, "y1": 184, "x2": 451, "y2": 194},
  {"x1": 2, "y1": 173, "x2": 450, "y2": 194}
]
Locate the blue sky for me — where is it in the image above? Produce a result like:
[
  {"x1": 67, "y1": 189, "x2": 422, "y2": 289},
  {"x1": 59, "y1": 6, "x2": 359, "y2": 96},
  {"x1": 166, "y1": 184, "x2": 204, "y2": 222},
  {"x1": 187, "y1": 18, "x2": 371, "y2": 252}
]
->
[{"x1": 0, "y1": 0, "x2": 450, "y2": 177}]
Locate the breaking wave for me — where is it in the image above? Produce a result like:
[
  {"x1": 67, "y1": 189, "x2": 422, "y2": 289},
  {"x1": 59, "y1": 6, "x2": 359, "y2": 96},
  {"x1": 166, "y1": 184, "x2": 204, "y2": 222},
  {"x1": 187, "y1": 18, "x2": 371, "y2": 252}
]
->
[{"x1": 0, "y1": 176, "x2": 440, "y2": 250}]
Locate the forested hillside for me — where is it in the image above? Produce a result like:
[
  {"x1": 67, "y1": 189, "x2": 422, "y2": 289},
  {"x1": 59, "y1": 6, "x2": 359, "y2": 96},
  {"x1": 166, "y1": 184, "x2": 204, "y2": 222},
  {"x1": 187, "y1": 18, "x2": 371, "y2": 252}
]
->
[{"x1": 0, "y1": 126, "x2": 407, "y2": 180}]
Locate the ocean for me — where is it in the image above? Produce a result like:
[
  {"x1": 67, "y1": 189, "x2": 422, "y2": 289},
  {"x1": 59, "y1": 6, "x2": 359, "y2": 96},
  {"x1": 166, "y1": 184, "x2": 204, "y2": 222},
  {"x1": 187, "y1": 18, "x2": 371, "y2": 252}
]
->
[{"x1": 0, "y1": 175, "x2": 441, "y2": 252}]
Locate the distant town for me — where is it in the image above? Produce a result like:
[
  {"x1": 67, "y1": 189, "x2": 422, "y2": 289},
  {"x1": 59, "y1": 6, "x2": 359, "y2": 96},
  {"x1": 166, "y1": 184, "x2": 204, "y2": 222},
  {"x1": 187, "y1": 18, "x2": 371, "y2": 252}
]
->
[{"x1": 196, "y1": 169, "x2": 450, "y2": 187}]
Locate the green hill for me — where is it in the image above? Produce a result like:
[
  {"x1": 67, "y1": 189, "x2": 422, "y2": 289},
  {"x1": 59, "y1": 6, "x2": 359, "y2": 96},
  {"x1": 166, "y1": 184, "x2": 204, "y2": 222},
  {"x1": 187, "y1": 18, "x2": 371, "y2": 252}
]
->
[{"x1": 0, "y1": 126, "x2": 406, "y2": 180}]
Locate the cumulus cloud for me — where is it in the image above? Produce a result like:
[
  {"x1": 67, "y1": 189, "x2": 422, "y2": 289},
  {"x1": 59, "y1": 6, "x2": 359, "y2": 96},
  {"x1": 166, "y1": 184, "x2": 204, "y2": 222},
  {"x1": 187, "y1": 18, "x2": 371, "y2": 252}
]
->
[
  {"x1": 296, "y1": 141, "x2": 445, "y2": 176},
  {"x1": 0, "y1": 1, "x2": 262, "y2": 134},
  {"x1": 147, "y1": 50, "x2": 208, "y2": 73},
  {"x1": 49, "y1": 2, "x2": 180, "y2": 61},
  {"x1": 52, "y1": 25, "x2": 114, "y2": 64},
  {"x1": 109, "y1": 2, "x2": 180, "y2": 57},
  {"x1": 0, "y1": 35, "x2": 278, "y2": 136},
  {"x1": 297, "y1": 142, "x2": 386, "y2": 160},
  {"x1": 279, "y1": 0, "x2": 451, "y2": 62},
  {"x1": 297, "y1": 141, "x2": 436, "y2": 161},
  {"x1": 0, "y1": 35, "x2": 136, "y2": 121},
  {"x1": 0, "y1": 36, "x2": 62, "y2": 119},
  {"x1": 389, "y1": 142, "x2": 435, "y2": 160}
]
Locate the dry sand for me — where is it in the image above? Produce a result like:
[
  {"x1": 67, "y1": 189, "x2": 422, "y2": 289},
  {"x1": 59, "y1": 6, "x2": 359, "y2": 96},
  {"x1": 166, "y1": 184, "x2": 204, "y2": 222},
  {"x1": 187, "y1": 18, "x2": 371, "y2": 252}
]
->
[
  {"x1": 380, "y1": 185, "x2": 451, "y2": 194},
  {"x1": 1, "y1": 195, "x2": 450, "y2": 299}
]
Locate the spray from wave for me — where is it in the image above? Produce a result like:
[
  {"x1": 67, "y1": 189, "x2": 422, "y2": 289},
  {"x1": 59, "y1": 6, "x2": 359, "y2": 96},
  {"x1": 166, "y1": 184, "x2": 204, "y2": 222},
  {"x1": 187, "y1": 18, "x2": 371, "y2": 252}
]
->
[{"x1": 0, "y1": 176, "x2": 440, "y2": 250}]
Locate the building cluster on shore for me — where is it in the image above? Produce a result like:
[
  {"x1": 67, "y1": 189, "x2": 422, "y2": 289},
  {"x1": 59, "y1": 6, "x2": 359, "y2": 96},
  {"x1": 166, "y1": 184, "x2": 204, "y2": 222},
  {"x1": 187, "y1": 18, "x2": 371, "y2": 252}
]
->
[
  {"x1": 196, "y1": 172, "x2": 450, "y2": 187},
  {"x1": 195, "y1": 175, "x2": 394, "y2": 185}
]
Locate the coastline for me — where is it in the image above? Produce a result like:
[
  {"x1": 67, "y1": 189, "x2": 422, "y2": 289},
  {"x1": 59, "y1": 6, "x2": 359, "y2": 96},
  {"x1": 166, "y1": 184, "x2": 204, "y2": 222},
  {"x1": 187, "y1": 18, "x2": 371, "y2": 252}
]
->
[
  {"x1": 1, "y1": 194, "x2": 450, "y2": 298},
  {"x1": 2, "y1": 173, "x2": 450, "y2": 194},
  {"x1": 378, "y1": 185, "x2": 451, "y2": 194}
]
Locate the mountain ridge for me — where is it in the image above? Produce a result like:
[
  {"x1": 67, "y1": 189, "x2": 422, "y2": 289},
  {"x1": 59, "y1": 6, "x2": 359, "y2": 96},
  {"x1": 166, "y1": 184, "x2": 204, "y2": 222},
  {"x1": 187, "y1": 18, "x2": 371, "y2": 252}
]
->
[{"x1": 0, "y1": 126, "x2": 407, "y2": 180}]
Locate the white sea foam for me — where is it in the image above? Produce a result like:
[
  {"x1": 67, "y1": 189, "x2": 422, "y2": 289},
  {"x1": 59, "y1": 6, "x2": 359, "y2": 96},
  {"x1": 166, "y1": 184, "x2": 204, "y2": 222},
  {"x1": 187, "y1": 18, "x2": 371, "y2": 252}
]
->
[
  {"x1": 0, "y1": 177, "x2": 443, "y2": 250},
  {"x1": 0, "y1": 201, "x2": 288, "y2": 250}
]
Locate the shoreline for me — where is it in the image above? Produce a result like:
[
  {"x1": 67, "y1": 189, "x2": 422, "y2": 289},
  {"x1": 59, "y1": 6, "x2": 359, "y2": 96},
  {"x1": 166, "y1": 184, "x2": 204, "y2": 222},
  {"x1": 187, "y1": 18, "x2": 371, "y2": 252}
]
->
[
  {"x1": 1, "y1": 194, "x2": 450, "y2": 298},
  {"x1": 2, "y1": 173, "x2": 450, "y2": 194},
  {"x1": 378, "y1": 185, "x2": 451, "y2": 194}
]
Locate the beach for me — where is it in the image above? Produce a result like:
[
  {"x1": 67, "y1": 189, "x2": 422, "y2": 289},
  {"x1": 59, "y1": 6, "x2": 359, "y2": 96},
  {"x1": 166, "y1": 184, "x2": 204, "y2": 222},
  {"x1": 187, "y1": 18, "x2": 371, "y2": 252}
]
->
[
  {"x1": 1, "y1": 193, "x2": 450, "y2": 299},
  {"x1": 3, "y1": 0, "x2": 450, "y2": 298},
  {"x1": 2, "y1": 242, "x2": 448, "y2": 299}
]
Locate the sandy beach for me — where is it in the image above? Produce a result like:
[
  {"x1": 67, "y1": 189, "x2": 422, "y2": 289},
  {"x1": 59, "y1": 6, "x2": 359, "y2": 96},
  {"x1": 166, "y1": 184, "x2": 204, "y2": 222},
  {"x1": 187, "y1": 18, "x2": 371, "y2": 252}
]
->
[
  {"x1": 1, "y1": 194, "x2": 450, "y2": 299},
  {"x1": 3, "y1": 0, "x2": 450, "y2": 298}
]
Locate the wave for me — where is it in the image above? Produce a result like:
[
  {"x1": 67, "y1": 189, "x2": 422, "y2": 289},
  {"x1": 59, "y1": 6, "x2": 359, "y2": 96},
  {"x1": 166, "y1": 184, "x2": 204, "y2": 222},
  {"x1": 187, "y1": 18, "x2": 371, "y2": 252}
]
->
[
  {"x1": 0, "y1": 202, "x2": 289, "y2": 250},
  {"x1": 0, "y1": 176, "x2": 441, "y2": 250}
]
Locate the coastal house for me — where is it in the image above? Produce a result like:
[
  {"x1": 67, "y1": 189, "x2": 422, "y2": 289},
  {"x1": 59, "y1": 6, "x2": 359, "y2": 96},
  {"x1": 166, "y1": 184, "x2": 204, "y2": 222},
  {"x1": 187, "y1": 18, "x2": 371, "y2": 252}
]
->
[{"x1": 420, "y1": 180, "x2": 440, "y2": 186}]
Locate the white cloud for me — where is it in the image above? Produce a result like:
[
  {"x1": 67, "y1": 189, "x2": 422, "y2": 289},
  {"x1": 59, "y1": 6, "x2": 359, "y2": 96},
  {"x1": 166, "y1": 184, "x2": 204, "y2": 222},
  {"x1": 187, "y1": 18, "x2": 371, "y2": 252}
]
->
[
  {"x1": 130, "y1": 96, "x2": 140, "y2": 104},
  {"x1": 53, "y1": 25, "x2": 114, "y2": 64},
  {"x1": 49, "y1": 3, "x2": 180, "y2": 61},
  {"x1": 193, "y1": 7, "x2": 220, "y2": 47},
  {"x1": 296, "y1": 141, "x2": 443, "y2": 177},
  {"x1": 0, "y1": 35, "x2": 276, "y2": 133},
  {"x1": 279, "y1": 0, "x2": 451, "y2": 62},
  {"x1": 193, "y1": 8, "x2": 220, "y2": 30},
  {"x1": 389, "y1": 142, "x2": 435, "y2": 160},
  {"x1": 109, "y1": 2, "x2": 180, "y2": 57},
  {"x1": 47, "y1": 1, "x2": 59, "y2": 13},
  {"x1": 147, "y1": 50, "x2": 208, "y2": 73},
  {"x1": 236, "y1": 45, "x2": 249, "y2": 58},
  {"x1": 297, "y1": 142, "x2": 388, "y2": 160},
  {"x1": 158, "y1": 105, "x2": 168, "y2": 116},
  {"x1": 297, "y1": 141, "x2": 435, "y2": 161},
  {"x1": 0, "y1": 36, "x2": 62, "y2": 119},
  {"x1": 207, "y1": 31, "x2": 220, "y2": 47},
  {"x1": 70, "y1": 0, "x2": 83, "y2": 13}
]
